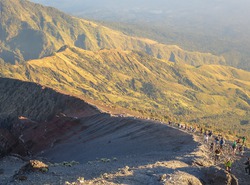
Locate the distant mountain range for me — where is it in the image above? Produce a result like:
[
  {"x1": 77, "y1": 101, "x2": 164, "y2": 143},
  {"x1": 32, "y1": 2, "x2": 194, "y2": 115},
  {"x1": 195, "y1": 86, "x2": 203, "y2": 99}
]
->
[
  {"x1": 0, "y1": 0, "x2": 225, "y2": 66},
  {"x1": 0, "y1": 0, "x2": 250, "y2": 139},
  {"x1": 30, "y1": 0, "x2": 250, "y2": 71}
]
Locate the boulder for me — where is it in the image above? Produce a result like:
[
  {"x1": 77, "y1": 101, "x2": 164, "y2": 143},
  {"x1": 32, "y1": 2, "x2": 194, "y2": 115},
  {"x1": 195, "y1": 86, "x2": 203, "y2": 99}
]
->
[
  {"x1": 202, "y1": 166, "x2": 238, "y2": 185},
  {"x1": 19, "y1": 160, "x2": 49, "y2": 174}
]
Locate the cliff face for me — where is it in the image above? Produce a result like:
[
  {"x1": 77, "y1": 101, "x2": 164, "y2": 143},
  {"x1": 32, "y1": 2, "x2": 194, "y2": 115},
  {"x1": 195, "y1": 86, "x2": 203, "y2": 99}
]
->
[{"x1": 0, "y1": 77, "x2": 100, "y2": 156}]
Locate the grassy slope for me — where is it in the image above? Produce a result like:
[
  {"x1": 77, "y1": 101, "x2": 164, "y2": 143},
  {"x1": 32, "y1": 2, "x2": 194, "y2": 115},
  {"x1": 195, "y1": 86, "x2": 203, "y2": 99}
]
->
[
  {"x1": 0, "y1": 46, "x2": 250, "y2": 138},
  {"x1": 1, "y1": 0, "x2": 249, "y2": 141},
  {"x1": 0, "y1": 0, "x2": 225, "y2": 67},
  {"x1": 98, "y1": 20, "x2": 250, "y2": 71}
]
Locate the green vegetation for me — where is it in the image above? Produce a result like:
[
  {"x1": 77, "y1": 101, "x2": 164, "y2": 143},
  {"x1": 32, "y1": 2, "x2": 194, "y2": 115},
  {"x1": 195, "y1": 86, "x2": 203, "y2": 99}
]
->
[
  {"x1": 0, "y1": 47, "x2": 250, "y2": 140},
  {"x1": 1, "y1": 0, "x2": 250, "y2": 141}
]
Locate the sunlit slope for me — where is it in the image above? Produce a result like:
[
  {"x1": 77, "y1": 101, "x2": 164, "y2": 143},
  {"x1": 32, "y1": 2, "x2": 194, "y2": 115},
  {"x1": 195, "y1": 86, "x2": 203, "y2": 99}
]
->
[
  {"x1": 0, "y1": 46, "x2": 249, "y2": 134},
  {"x1": 0, "y1": 0, "x2": 225, "y2": 66}
]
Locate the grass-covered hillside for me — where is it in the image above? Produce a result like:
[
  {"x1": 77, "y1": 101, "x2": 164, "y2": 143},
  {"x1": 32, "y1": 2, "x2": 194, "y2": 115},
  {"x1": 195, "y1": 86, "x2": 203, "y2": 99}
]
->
[
  {"x1": 0, "y1": 0, "x2": 225, "y2": 67},
  {"x1": 1, "y1": 46, "x2": 250, "y2": 139},
  {"x1": 1, "y1": 0, "x2": 249, "y2": 141},
  {"x1": 43, "y1": 0, "x2": 250, "y2": 71}
]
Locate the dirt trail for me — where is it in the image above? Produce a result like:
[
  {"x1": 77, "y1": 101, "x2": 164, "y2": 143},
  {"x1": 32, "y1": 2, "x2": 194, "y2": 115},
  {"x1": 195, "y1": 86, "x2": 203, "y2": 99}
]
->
[{"x1": 195, "y1": 133, "x2": 250, "y2": 185}]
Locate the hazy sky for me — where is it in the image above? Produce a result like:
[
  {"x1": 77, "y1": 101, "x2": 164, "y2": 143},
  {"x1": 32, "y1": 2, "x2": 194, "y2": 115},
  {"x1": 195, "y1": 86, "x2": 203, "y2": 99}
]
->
[
  {"x1": 30, "y1": 0, "x2": 249, "y2": 32},
  {"x1": 30, "y1": 0, "x2": 250, "y2": 13},
  {"x1": 30, "y1": 0, "x2": 250, "y2": 24}
]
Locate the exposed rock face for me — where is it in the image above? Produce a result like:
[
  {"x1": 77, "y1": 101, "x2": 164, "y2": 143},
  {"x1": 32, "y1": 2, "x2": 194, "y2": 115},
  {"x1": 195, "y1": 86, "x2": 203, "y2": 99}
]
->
[
  {"x1": 19, "y1": 160, "x2": 48, "y2": 173},
  {"x1": 0, "y1": 77, "x2": 100, "y2": 157}
]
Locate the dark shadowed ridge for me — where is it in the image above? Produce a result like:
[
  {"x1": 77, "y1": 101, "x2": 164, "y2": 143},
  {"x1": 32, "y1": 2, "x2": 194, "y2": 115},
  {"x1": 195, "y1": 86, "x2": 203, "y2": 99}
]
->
[
  {"x1": 0, "y1": 77, "x2": 100, "y2": 155},
  {"x1": 0, "y1": 77, "x2": 196, "y2": 163}
]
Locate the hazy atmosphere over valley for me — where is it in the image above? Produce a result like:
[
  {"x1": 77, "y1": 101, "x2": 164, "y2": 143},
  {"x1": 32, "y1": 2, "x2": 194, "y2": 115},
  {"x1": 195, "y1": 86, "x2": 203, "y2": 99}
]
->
[
  {"x1": 31, "y1": 0, "x2": 250, "y2": 70},
  {"x1": 0, "y1": 0, "x2": 250, "y2": 184}
]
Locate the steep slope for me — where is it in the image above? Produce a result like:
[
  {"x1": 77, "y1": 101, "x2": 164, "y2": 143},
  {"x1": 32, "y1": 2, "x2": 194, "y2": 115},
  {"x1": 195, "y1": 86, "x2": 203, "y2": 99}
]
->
[
  {"x1": 0, "y1": 78, "x2": 196, "y2": 168},
  {"x1": 0, "y1": 77, "x2": 101, "y2": 156},
  {"x1": 0, "y1": 0, "x2": 225, "y2": 66},
  {"x1": 1, "y1": 79, "x2": 238, "y2": 185},
  {"x1": 0, "y1": 46, "x2": 250, "y2": 138}
]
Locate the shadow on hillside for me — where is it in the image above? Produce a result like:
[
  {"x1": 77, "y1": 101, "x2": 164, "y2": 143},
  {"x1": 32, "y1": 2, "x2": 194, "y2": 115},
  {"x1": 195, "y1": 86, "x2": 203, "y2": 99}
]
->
[{"x1": 44, "y1": 119, "x2": 200, "y2": 183}]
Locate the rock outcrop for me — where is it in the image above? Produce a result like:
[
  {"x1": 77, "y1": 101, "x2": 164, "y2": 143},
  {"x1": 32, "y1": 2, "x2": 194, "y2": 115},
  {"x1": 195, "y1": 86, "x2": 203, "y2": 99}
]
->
[{"x1": 202, "y1": 166, "x2": 238, "y2": 185}]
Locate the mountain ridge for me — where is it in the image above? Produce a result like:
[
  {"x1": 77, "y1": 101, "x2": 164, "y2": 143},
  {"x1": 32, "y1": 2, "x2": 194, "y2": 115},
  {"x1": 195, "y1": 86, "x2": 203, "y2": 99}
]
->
[
  {"x1": 0, "y1": 77, "x2": 101, "y2": 156},
  {"x1": 0, "y1": 78, "x2": 240, "y2": 185},
  {"x1": 0, "y1": 1, "x2": 249, "y2": 184},
  {"x1": 38, "y1": 0, "x2": 250, "y2": 71},
  {"x1": 1, "y1": 46, "x2": 250, "y2": 139},
  {"x1": 0, "y1": 0, "x2": 225, "y2": 67}
]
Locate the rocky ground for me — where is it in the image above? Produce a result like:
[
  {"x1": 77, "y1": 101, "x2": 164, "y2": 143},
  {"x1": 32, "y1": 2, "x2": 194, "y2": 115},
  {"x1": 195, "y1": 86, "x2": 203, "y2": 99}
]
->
[{"x1": 1, "y1": 121, "x2": 248, "y2": 185}]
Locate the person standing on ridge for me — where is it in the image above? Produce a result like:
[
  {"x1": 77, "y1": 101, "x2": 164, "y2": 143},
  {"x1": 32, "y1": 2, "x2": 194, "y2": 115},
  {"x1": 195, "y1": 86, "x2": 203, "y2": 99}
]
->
[
  {"x1": 238, "y1": 145, "x2": 244, "y2": 156},
  {"x1": 245, "y1": 157, "x2": 250, "y2": 175},
  {"x1": 232, "y1": 140, "x2": 237, "y2": 155},
  {"x1": 214, "y1": 147, "x2": 222, "y2": 164},
  {"x1": 225, "y1": 158, "x2": 232, "y2": 173},
  {"x1": 220, "y1": 137, "x2": 225, "y2": 150},
  {"x1": 204, "y1": 133, "x2": 209, "y2": 143},
  {"x1": 210, "y1": 142, "x2": 215, "y2": 151},
  {"x1": 242, "y1": 136, "x2": 246, "y2": 145},
  {"x1": 208, "y1": 130, "x2": 213, "y2": 138},
  {"x1": 215, "y1": 136, "x2": 219, "y2": 145},
  {"x1": 236, "y1": 138, "x2": 241, "y2": 144}
]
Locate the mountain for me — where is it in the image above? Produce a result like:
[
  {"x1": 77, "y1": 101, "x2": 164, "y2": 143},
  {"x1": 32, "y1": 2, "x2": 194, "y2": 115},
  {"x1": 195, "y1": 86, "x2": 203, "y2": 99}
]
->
[
  {"x1": 31, "y1": 0, "x2": 250, "y2": 71},
  {"x1": 0, "y1": 1, "x2": 249, "y2": 183},
  {"x1": 0, "y1": 78, "x2": 240, "y2": 185},
  {"x1": 0, "y1": 0, "x2": 249, "y2": 138},
  {"x1": 0, "y1": 0, "x2": 225, "y2": 66},
  {"x1": 1, "y1": 46, "x2": 250, "y2": 139}
]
